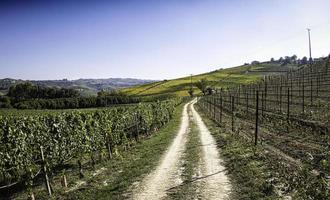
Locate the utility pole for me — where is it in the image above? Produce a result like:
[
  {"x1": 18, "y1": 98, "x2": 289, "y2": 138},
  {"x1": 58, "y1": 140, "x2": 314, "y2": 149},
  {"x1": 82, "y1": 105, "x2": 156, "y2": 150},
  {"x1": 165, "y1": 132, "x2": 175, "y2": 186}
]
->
[{"x1": 307, "y1": 28, "x2": 312, "y2": 63}]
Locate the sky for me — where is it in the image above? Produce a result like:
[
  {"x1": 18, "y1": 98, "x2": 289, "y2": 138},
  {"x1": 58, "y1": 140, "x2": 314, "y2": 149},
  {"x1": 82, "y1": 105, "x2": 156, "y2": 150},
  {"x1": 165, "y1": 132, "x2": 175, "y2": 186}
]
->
[{"x1": 1, "y1": 0, "x2": 330, "y2": 80}]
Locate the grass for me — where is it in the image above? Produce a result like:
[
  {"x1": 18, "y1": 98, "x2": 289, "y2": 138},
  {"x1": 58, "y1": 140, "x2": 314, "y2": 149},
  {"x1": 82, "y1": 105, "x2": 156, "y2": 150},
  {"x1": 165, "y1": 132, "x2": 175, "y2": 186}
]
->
[
  {"x1": 10, "y1": 102, "x2": 185, "y2": 200},
  {"x1": 196, "y1": 104, "x2": 330, "y2": 199},
  {"x1": 122, "y1": 62, "x2": 295, "y2": 97}
]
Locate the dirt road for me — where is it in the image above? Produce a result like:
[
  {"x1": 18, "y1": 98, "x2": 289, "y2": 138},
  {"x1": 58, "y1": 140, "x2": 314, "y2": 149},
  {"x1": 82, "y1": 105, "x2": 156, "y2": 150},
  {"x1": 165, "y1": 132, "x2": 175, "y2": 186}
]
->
[
  {"x1": 191, "y1": 99, "x2": 231, "y2": 199},
  {"x1": 132, "y1": 99, "x2": 231, "y2": 199}
]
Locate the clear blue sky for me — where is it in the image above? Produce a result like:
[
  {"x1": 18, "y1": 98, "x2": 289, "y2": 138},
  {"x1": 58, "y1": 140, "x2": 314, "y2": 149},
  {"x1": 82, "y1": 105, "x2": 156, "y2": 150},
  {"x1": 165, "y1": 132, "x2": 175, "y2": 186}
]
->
[{"x1": 1, "y1": 0, "x2": 330, "y2": 80}]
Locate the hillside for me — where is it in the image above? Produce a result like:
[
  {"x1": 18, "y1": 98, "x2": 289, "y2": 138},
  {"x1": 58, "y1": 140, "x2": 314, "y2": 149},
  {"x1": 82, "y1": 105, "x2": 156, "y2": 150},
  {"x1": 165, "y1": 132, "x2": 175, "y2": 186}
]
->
[
  {"x1": 122, "y1": 62, "x2": 300, "y2": 97},
  {"x1": 0, "y1": 78, "x2": 156, "y2": 96}
]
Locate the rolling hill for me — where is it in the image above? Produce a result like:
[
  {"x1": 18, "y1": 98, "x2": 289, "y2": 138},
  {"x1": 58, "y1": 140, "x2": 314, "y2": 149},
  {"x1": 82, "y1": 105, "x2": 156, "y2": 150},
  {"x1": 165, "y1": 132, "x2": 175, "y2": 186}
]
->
[
  {"x1": 122, "y1": 62, "x2": 300, "y2": 97},
  {"x1": 0, "y1": 78, "x2": 156, "y2": 96}
]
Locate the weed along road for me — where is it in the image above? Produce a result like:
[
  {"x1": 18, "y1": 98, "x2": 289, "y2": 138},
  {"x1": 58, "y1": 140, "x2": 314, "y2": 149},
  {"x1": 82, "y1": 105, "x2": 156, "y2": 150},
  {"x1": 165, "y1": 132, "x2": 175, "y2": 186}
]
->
[{"x1": 132, "y1": 99, "x2": 231, "y2": 200}]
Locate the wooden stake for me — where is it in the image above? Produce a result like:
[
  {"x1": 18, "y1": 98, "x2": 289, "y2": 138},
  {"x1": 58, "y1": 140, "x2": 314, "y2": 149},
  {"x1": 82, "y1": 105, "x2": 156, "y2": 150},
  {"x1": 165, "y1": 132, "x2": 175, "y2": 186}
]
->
[
  {"x1": 106, "y1": 134, "x2": 112, "y2": 159},
  {"x1": 213, "y1": 96, "x2": 216, "y2": 120},
  {"x1": 220, "y1": 91, "x2": 223, "y2": 124},
  {"x1": 302, "y1": 71, "x2": 305, "y2": 113},
  {"x1": 77, "y1": 159, "x2": 84, "y2": 178},
  {"x1": 40, "y1": 146, "x2": 52, "y2": 197},
  {"x1": 255, "y1": 91, "x2": 259, "y2": 146},
  {"x1": 61, "y1": 174, "x2": 68, "y2": 188},
  {"x1": 231, "y1": 96, "x2": 234, "y2": 132}
]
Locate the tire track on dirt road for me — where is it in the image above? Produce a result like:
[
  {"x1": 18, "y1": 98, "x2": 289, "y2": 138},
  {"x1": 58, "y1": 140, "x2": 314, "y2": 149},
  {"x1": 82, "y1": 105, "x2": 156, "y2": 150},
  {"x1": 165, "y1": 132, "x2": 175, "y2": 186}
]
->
[
  {"x1": 191, "y1": 99, "x2": 231, "y2": 200},
  {"x1": 132, "y1": 102, "x2": 190, "y2": 199},
  {"x1": 132, "y1": 99, "x2": 231, "y2": 199}
]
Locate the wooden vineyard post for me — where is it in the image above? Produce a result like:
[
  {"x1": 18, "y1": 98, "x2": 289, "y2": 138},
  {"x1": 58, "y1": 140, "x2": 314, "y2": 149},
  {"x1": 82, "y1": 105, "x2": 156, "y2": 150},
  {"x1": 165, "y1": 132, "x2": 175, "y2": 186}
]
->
[
  {"x1": 106, "y1": 133, "x2": 112, "y2": 159},
  {"x1": 204, "y1": 98, "x2": 206, "y2": 110},
  {"x1": 210, "y1": 97, "x2": 212, "y2": 116},
  {"x1": 213, "y1": 95, "x2": 216, "y2": 121},
  {"x1": 77, "y1": 159, "x2": 84, "y2": 178},
  {"x1": 205, "y1": 97, "x2": 208, "y2": 114},
  {"x1": 238, "y1": 86, "x2": 241, "y2": 105},
  {"x1": 205, "y1": 97, "x2": 208, "y2": 113},
  {"x1": 206, "y1": 98, "x2": 208, "y2": 112},
  {"x1": 208, "y1": 97, "x2": 211, "y2": 115},
  {"x1": 91, "y1": 153, "x2": 96, "y2": 170},
  {"x1": 134, "y1": 113, "x2": 139, "y2": 142},
  {"x1": 290, "y1": 70, "x2": 293, "y2": 100},
  {"x1": 61, "y1": 170, "x2": 68, "y2": 188},
  {"x1": 255, "y1": 91, "x2": 259, "y2": 146},
  {"x1": 201, "y1": 98, "x2": 204, "y2": 110},
  {"x1": 302, "y1": 70, "x2": 305, "y2": 113},
  {"x1": 208, "y1": 97, "x2": 210, "y2": 115},
  {"x1": 231, "y1": 96, "x2": 234, "y2": 132},
  {"x1": 203, "y1": 98, "x2": 206, "y2": 111},
  {"x1": 217, "y1": 95, "x2": 219, "y2": 122},
  {"x1": 217, "y1": 95, "x2": 219, "y2": 123},
  {"x1": 40, "y1": 146, "x2": 52, "y2": 197},
  {"x1": 310, "y1": 65, "x2": 313, "y2": 105},
  {"x1": 246, "y1": 88, "x2": 249, "y2": 114},
  {"x1": 316, "y1": 71, "x2": 320, "y2": 97},
  {"x1": 279, "y1": 85, "x2": 282, "y2": 113},
  {"x1": 276, "y1": 80, "x2": 279, "y2": 109},
  {"x1": 135, "y1": 114, "x2": 140, "y2": 141},
  {"x1": 287, "y1": 88, "x2": 290, "y2": 133},
  {"x1": 220, "y1": 90, "x2": 223, "y2": 124},
  {"x1": 205, "y1": 97, "x2": 207, "y2": 113},
  {"x1": 264, "y1": 78, "x2": 267, "y2": 113},
  {"x1": 28, "y1": 168, "x2": 35, "y2": 200},
  {"x1": 261, "y1": 91, "x2": 264, "y2": 116}
]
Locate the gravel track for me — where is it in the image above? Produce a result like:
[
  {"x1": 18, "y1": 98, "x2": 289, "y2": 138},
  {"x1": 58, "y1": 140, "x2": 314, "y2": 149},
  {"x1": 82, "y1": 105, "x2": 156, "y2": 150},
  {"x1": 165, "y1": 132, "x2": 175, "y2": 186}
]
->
[
  {"x1": 132, "y1": 102, "x2": 190, "y2": 199},
  {"x1": 132, "y1": 99, "x2": 231, "y2": 199},
  {"x1": 191, "y1": 99, "x2": 231, "y2": 199}
]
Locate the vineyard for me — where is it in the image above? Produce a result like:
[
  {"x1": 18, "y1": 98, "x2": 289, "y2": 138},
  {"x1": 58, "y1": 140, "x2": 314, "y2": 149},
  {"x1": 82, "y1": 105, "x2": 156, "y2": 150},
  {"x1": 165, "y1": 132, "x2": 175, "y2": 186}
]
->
[
  {"x1": 197, "y1": 57, "x2": 330, "y2": 198},
  {"x1": 0, "y1": 98, "x2": 182, "y2": 198},
  {"x1": 1, "y1": 55, "x2": 330, "y2": 199}
]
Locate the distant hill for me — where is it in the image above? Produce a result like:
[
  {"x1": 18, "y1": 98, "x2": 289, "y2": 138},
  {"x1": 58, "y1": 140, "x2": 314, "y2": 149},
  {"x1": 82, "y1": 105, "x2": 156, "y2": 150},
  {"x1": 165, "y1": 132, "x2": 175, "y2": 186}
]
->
[
  {"x1": 0, "y1": 78, "x2": 156, "y2": 96},
  {"x1": 122, "y1": 61, "x2": 303, "y2": 97}
]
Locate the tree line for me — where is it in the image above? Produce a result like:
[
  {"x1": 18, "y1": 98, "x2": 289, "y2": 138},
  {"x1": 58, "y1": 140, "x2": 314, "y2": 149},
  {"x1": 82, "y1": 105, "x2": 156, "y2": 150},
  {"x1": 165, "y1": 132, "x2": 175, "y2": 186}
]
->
[
  {"x1": 0, "y1": 83, "x2": 140, "y2": 109},
  {"x1": 7, "y1": 82, "x2": 79, "y2": 100}
]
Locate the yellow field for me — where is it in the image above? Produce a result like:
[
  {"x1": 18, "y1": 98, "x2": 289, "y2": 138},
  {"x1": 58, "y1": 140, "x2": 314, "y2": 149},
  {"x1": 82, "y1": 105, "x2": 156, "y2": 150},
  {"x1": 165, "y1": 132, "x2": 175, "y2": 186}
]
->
[{"x1": 122, "y1": 63, "x2": 293, "y2": 97}]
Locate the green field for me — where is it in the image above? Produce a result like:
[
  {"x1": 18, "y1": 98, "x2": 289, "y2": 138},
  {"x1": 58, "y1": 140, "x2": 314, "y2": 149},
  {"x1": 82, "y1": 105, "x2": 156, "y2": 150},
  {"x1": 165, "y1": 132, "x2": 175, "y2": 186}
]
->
[{"x1": 122, "y1": 62, "x2": 298, "y2": 97}]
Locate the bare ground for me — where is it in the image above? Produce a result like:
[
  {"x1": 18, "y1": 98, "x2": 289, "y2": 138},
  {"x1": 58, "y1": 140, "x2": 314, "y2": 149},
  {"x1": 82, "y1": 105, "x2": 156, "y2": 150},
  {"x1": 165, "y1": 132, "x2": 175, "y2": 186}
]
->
[
  {"x1": 132, "y1": 102, "x2": 190, "y2": 199},
  {"x1": 191, "y1": 99, "x2": 231, "y2": 200},
  {"x1": 132, "y1": 99, "x2": 231, "y2": 199}
]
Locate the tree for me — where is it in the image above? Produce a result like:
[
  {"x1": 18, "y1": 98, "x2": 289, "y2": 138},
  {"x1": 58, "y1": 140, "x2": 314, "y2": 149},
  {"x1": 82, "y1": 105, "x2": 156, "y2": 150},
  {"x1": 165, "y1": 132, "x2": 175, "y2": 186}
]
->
[
  {"x1": 251, "y1": 61, "x2": 260, "y2": 65},
  {"x1": 0, "y1": 96, "x2": 11, "y2": 108},
  {"x1": 8, "y1": 82, "x2": 79, "y2": 100},
  {"x1": 188, "y1": 88, "x2": 194, "y2": 97},
  {"x1": 270, "y1": 58, "x2": 275, "y2": 62},
  {"x1": 97, "y1": 90, "x2": 127, "y2": 97},
  {"x1": 195, "y1": 78, "x2": 208, "y2": 95},
  {"x1": 206, "y1": 87, "x2": 214, "y2": 95},
  {"x1": 291, "y1": 55, "x2": 297, "y2": 62},
  {"x1": 282, "y1": 56, "x2": 291, "y2": 65},
  {"x1": 289, "y1": 55, "x2": 297, "y2": 64},
  {"x1": 279, "y1": 57, "x2": 284, "y2": 63},
  {"x1": 301, "y1": 56, "x2": 308, "y2": 65}
]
